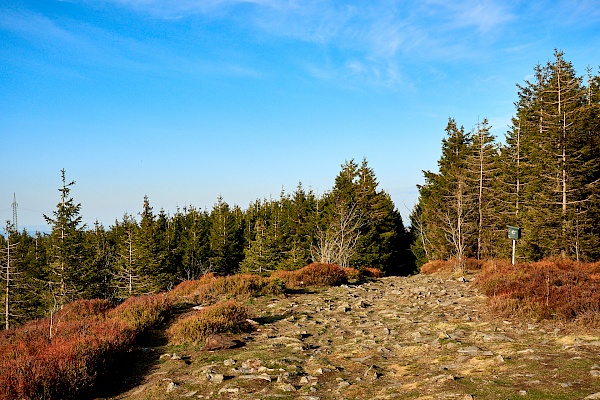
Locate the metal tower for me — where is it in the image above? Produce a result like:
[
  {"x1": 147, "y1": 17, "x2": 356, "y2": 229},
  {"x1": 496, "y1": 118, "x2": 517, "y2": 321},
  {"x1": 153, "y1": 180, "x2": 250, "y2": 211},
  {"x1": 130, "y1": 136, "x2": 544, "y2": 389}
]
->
[{"x1": 11, "y1": 193, "x2": 18, "y2": 232}]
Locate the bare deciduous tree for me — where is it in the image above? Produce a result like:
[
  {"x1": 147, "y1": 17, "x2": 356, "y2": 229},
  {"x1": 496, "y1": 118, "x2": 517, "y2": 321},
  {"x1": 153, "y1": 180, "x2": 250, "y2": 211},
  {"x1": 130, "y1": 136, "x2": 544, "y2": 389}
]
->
[{"x1": 311, "y1": 200, "x2": 363, "y2": 267}]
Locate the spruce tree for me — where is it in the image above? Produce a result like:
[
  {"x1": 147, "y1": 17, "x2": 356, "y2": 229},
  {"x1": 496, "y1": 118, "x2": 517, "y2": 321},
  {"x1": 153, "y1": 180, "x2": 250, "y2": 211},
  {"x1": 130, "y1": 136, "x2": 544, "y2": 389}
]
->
[
  {"x1": 464, "y1": 119, "x2": 500, "y2": 259},
  {"x1": 415, "y1": 119, "x2": 473, "y2": 270},
  {"x1": 209, "y1": 196, "x2": 243, "y2": 275},
  {"x1": 111, "y1": 213, "x2": 154, "y2": 299},
  {"x1": 43, "y1": 169, "x2": 86, "y2": 307}
]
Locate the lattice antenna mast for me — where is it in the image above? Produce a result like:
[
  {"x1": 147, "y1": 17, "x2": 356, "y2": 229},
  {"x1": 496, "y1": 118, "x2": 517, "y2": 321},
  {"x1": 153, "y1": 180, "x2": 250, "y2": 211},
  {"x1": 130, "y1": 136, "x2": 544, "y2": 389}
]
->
[{"x1": 11, "y1": 193, "x2": 18, "y2": 232}]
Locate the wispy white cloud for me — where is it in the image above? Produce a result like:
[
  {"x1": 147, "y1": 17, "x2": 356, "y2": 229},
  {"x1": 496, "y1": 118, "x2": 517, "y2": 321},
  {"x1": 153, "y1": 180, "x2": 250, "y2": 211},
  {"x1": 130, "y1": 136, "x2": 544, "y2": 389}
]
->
[
  {"x1": 0, "y1": 9, "x2": 77, "y2": 44},
  {"x1": 0, "y1": 5, "x2": 261, "y2": 80},
  {"x1": 11, "y1": 0, "x2": 521, "y2": 88},
  {"x1": 424, "y1": 0, "x2": 515, "y2": 33}
]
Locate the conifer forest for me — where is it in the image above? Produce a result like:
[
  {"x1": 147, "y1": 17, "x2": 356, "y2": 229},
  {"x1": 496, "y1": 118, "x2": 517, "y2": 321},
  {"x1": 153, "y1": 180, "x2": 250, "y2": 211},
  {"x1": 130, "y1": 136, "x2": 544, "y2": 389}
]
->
[{"x1": 1, "y1": 50, "x2": 600, "y2": 327}]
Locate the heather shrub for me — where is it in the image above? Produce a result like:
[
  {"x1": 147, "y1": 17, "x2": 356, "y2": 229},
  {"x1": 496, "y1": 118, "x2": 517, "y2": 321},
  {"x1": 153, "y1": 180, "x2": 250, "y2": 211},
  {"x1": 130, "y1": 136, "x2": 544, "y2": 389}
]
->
[
  {"x1": 0, "y1": 309, "x2": 135, "y2": 400},
  {"x1": 475, "y1": 259, "x2": 600, "y2": 322},
  {"x1": 167, "y1": 300, "x2": 251, "y2": 345},
  {"x1": 169, "y1": 273, "x2": 284, "y2": 306},
  {"x1": 271, "y1": 263, "x2": 347, "y2": 287},
  {"x1": 362, "y1": 267, "x2": 384, "y2": 278},
  {"x1": 343, "y1": 267, "x2": 361, "y2": 281},
  {"x1": 56, "y1": 299, "x2": 113, "y2": 321},
  {"x1": 168, "y1": 273, "x2": 217, "y2": 301},
  {"x1": 109, "y1": 293, "x2": 171, "y2": 331},
  {"x1": 420, "y1": 260, "x2": 452, "y2": 274}
]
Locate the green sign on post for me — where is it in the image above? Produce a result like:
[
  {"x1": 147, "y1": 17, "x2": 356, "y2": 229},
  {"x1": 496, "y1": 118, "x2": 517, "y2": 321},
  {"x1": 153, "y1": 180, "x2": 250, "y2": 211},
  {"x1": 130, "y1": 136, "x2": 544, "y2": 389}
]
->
[
  {"x1": 507, "y1": 226, "x2": 522, "y2": 265},
  {"x1": 507, "y1": 226, "x2": 522, "y2": 240}
]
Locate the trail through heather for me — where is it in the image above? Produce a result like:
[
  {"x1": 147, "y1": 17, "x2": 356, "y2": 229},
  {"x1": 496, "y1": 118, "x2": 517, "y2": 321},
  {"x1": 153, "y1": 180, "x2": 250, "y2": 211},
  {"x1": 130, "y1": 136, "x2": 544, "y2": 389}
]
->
[{"x1": 95, "y1": 273, "x2": 600, "y2": 399}]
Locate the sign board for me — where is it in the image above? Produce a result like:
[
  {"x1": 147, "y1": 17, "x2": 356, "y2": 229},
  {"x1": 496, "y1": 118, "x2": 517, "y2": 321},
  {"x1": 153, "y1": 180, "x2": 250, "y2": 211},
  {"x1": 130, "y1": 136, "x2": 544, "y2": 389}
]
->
[{"x1": 507, "y1": 226, "x2": 522, "y2": 240}]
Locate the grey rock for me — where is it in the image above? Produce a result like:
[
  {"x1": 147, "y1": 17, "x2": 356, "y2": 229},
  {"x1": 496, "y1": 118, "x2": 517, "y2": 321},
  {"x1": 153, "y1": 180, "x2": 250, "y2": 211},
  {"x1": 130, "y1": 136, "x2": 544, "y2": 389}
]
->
[
  {"x1": 280, "y1": 383, "x2": 297, "y2": 391},
  {"x1": 337, "y1": 381, "x2": 351, "y2": 389},
  {"x1": 218, "y1": 387, "x2": 240, "y2": 394},
  {"x1": 166, "y1": 381, "x2": 178, "y2": 393},
  {"x1": 238, "y1": 374, "x2": 272, "y2": 382},
  {"x1": 207, "y1": 373, "x2": 224, "y2": 383}
]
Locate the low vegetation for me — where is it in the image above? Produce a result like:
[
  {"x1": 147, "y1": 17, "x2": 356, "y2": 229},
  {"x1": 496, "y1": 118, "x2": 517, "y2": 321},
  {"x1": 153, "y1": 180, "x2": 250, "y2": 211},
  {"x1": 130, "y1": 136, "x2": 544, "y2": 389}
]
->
[
  {"x1": 271, "y1": 262, "x2": 349, "y2": 287},
  {"x1": 8, "y1": 258, "x2": 599, "y2": 399},
  {"x1": 421, "y1": 258, "x2": 600, "y2": 324},
  {"x1": 476, "y1": 259, "x2": 600, "y2": 323},
  {"x1": 167, "y1": 300, "x2": 251, "y2": 345},
  {"x1": 0, "y1": 262, "x2": 374, "y2": 400}
]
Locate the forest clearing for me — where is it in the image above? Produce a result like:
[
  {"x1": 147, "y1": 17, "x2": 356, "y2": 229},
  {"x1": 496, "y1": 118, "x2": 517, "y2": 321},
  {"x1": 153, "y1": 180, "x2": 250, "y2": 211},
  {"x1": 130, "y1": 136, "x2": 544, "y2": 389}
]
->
[{"x1": 2, "y1": 261, "x2": 600, "y2": 399}]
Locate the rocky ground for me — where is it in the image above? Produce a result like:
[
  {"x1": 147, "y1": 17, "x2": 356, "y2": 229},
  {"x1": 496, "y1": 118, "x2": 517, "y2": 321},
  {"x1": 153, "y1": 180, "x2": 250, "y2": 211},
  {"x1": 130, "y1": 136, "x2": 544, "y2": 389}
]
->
[{"x1": 91, "y1": 273, "x2": 600, "y2": 400}]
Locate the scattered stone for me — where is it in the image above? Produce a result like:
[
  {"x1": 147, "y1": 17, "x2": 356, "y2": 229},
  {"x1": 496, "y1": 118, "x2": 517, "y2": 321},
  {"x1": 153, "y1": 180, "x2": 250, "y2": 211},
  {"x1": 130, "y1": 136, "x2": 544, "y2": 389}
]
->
[
  {"x1": 517, "y1": 348, "x2": 535, "y2": 354},
  {"x1": 315, "y1": 367, "x2": 331, "y2": 375},
  {"x1": 165, "y1": 381, "x2": 178, "y2": 393},
  {"x1": 337, "y1": 381, "x2": 351, "y2": 389},
  {"x1": 431, "y1": 374, "x2": 455, "y2": 383},
  {"x1": 109, "y1": 274, "x2": 600, "y2": 400},
  {"x1": 171, "y1": 353, "x2": 181, "y2": 360},
  {"x1": 238, "y1": 374, "x2": 272, "y2": 382},
  {"x1": 585, "y1": 394, "x2": 600, "y2": 400},
  {"x1": 218, "y1": 387, "x2": 240, "y2": 395},
  {"x1": 280, "y1": 383, "x2": 297, "y2": 392},
  {"x1": 207, "y1": 373, "x2": 224, "y2": 383}
]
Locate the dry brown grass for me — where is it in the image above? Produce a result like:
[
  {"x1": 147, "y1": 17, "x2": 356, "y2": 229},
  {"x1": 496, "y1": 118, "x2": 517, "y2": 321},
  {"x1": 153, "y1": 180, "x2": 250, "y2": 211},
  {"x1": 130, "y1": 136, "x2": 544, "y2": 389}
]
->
[
  {"x1": 421, "y1": 258, "x2": 484, "y2": 275},
  {"x1": 270, "y1": 262, "x2": 348, "y2": 287},
  {"x1": 475, "y1": 259, "x2": 600, "y2": 322},
  {"x1": 168, "y1": 273, "x2": 284, "y2": 306},
  {"x1": 166, "y1": 300, "x2": 251, "y2": 346}
]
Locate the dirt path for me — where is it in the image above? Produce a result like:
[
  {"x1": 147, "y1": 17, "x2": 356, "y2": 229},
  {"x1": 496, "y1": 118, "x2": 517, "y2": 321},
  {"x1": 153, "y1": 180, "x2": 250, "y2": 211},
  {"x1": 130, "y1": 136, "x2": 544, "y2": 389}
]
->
[{"x1": 96, "y1": 273, "x2": 600, "y2": 399}]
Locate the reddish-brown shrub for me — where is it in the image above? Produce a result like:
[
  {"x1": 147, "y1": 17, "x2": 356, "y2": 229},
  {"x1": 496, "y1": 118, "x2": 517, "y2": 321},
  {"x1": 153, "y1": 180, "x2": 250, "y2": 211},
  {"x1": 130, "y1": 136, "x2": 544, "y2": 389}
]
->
[
  {"x1": 343, "y1": 267, "x2": 361, "y2": 281},
  {"x1": 56, "y1": 299, "x2": 113, "y2": 321},
  {"x1": 168, "y1": 273, "x2": 284, "y2": 306},
  {"x1": 0, "y1": 307, "x2": 135, "y2": 400},
  {"x1": 271, "y1": 263, "x2": 347, "y2": 287},
  {"x1": 475, "y1": 259, "x2": 600, "y2": 322},
  {"x1": 109, "y1": 293, "x2": 171, "y2": 331},
  {"x1": 167, "y1": 300, "x2": 251, "y2": 345},
  {"x1": 420, "y1": 260, "x2": 452, "y2": 274},
  {"x1": 362, "y1": 267, "x2": 384, "y2": 278},
  {"x1": 168, "y1": 273, "x2": 217, "y2": 301}
]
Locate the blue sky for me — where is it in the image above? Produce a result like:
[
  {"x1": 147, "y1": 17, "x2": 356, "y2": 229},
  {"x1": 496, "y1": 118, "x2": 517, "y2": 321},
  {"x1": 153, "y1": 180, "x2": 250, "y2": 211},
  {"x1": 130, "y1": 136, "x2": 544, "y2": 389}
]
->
[{"x1": 1, "y1": 0, "x2": 599, "y2": 232}]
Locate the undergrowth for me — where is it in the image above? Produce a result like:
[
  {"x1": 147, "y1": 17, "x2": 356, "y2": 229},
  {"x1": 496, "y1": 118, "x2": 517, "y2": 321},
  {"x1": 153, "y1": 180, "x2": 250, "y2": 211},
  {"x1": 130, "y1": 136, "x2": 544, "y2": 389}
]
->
[
  {"x1": 422, "y1": 257, "x2": 600, "y2": 324},
  {"x1": 0, "y1": 296, "x2": 170, "y2": 400},
  {"x1": 0, "y1": 262, "x2": 379, "y2": 399},
  {"x1": 167, "y1": 300, "x2": 251, "y2": 345}
]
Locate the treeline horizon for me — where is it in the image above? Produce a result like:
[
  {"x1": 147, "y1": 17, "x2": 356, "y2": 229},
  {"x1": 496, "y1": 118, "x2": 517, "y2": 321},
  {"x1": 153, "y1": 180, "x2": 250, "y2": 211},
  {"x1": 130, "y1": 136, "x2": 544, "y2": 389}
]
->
[
  {"x1": 2, "y1": 49, "x2": 600, "y2": 328},
  {"x1": 0, "y1": 159, "x2": 412, "y2": 327}
]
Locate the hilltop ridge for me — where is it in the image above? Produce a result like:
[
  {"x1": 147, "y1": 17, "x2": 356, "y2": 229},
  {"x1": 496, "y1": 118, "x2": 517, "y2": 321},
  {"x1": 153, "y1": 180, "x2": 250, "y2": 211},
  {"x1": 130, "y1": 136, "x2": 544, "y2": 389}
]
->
[{"x1": 92, "y1": 272, "x2": 600, "y2": 400}]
